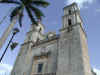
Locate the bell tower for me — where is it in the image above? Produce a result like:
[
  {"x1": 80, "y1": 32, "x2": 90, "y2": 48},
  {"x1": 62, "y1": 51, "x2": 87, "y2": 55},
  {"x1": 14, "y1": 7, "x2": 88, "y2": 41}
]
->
[
  {"x1": 62, "y1": 3, "x2": 81, "y2": 29},
  {"x1": 57, "y1": 3, "x2": 92, "y2": 75}
]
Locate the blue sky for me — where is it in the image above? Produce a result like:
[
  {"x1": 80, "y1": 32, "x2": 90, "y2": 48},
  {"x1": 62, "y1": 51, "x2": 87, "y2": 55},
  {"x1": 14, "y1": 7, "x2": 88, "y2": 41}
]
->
[{"x1": 0, "y1": 0, "x2": 100, "y2": 74}]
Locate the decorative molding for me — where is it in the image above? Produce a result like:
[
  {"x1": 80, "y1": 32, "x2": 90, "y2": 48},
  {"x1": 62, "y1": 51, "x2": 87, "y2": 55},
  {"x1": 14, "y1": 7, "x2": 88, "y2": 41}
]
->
[
  {"x1": 60, "y1": 23, "x2": 87, "y2": 37},
  {"x1": 22, "y1": 35, "x2": 59, "y2": 48}
]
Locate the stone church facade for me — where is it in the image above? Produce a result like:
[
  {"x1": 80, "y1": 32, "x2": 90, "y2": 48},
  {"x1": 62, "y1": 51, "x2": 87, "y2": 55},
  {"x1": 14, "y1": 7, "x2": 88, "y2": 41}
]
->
[{"x1": 11, "y1": 3, "x2": 93, "y2": 75}]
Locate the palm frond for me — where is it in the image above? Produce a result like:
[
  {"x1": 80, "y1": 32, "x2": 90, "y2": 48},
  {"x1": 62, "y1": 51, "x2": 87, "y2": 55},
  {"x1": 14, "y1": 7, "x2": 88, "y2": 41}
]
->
[
  {"x1": 10, "y1": 5, "x2": 22, "y2": 21},
  {"x1": 31, "y1": 0, "x2": 50, "y2": 8},
  {"x1": 18, "y1": 9, "x2": 24, "y2": 27},
  {"x1": 29, "y1": 5, "x2": 45, "y2": 20},
  {"x1": 25, "y1": 6, "x2": 37, "y2": 25},
  {"x1": 20, "y1": 0, "x2": 27, "y2": 5},
  {"x1": 0, "y1": 0, "x2": 20, "y2": 5}
]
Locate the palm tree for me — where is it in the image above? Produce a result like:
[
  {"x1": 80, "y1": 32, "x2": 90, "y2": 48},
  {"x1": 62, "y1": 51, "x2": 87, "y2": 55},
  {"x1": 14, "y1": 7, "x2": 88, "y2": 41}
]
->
[
  {"x1": 0, "y1": 0, "x2": 49, "y2": 50},
  {"x1": 0, "y1": 28, "x2": 19, "y2": 62}
]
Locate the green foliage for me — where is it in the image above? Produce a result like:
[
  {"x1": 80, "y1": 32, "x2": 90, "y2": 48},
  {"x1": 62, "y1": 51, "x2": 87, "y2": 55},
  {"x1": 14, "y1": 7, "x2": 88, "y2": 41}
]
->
[
  {"x1": 0, "y1": 0, "x2": 20, "y2": 4},
  {"x1": 0, "y1": 0, "x2": 50, "y2": 26}
]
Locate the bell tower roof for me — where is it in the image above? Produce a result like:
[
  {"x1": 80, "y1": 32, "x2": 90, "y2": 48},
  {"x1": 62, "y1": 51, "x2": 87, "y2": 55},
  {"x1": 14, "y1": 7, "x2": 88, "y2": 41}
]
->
[
  {"x1": 63, "y1": 2, "x2": 78, "y2": 9},
  {"x1": 63, "y1": 2, "x2": 79, "y2": 16}
]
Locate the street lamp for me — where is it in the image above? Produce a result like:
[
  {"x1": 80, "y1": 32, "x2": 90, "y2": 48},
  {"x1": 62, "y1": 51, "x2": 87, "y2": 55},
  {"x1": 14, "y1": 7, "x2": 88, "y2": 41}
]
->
[{"x1": 0, "y1": 28, "x2": 19, "y2": 62}]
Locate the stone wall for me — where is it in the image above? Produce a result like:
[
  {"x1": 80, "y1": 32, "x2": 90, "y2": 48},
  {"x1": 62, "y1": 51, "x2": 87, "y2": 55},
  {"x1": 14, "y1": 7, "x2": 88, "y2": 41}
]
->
[{"x1": 11, "y1": 36, "x2": 59, "y2": 75}]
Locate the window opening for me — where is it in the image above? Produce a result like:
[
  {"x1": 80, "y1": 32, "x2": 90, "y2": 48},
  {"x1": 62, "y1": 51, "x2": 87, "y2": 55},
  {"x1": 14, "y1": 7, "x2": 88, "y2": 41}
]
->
[
  {"x1": 68, "y1": 19, "x2": 72, "y2": 26},
  {"x1": 37, "y1": 63, "x2": 43, "y2": 73},
  {"x1": 68, "y1": 19, "x2": 72, "y2": 32},
  {"x1": 69, "y1": 10, "x2": 71, "y2": 15}
]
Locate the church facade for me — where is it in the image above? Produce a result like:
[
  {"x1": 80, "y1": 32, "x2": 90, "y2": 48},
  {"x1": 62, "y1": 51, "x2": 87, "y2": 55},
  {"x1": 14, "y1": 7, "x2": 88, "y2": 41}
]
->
[{"x1": 11, "y1": 3, "x2": 92, "y2": 75}]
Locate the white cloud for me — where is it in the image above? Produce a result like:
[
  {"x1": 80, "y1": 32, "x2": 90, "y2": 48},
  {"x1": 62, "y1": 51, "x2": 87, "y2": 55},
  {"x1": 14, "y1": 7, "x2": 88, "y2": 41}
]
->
[
  {"x1": 93, "y1": 68, "x2": 100, "y2": 75},
  {"x1": 0, "y1": 63, "x2": 13, "y2": 75},
  {"x1": 65, "y1": 0, "x2": 94, "y2": 8}
]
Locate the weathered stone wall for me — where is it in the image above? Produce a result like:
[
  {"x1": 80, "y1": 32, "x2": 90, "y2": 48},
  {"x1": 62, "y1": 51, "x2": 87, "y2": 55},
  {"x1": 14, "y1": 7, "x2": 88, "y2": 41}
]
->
[
  {"x1": 79, "y1": 25, "x2": 92, "y2": 75},
  {"x1": 11, "y1": 37, "x2": 59, "y2": 75},
  {"x1": 57, "y1": 24, "x2": 92, "y2": 75}
]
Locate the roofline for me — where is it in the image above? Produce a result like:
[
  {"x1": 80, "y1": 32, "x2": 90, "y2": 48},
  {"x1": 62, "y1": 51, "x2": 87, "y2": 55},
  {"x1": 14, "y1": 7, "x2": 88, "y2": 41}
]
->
[{"x1": 63, "y1": 2, "x2": 77, "y2": 10}]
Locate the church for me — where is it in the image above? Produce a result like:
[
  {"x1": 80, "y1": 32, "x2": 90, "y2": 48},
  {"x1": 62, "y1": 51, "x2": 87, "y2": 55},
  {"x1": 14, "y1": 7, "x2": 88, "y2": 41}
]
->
[{"x1": 11, "y1": 3, "x2": 93, "y2": 75}]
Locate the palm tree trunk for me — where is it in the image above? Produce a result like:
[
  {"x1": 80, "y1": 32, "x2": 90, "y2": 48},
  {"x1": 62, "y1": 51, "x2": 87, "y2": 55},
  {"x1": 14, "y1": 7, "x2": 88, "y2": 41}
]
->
[
  {"x1": 0, "y1": 19, "x2": 16, "y2": 50},
  {"x1": 0, "y1": 33, "x2": 15, "y2": 62}
]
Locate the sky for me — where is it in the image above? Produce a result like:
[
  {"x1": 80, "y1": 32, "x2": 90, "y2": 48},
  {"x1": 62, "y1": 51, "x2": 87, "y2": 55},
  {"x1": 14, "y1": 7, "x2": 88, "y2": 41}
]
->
[{"x1": 0, "y1": 0, "x2": 100, "y2": 75}]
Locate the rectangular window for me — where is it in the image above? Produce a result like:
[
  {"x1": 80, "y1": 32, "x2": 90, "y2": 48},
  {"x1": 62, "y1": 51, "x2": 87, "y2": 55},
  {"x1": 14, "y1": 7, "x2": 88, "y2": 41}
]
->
[
  {"x1": 37, "y1": 63, "x2": 43, "y2": 73},
  {"x1": 68, "y1": 19, "x2": 72, "y2": 26},
  {"x1": 69, "y1": 10, "x2": 71, "y2": 15}
]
